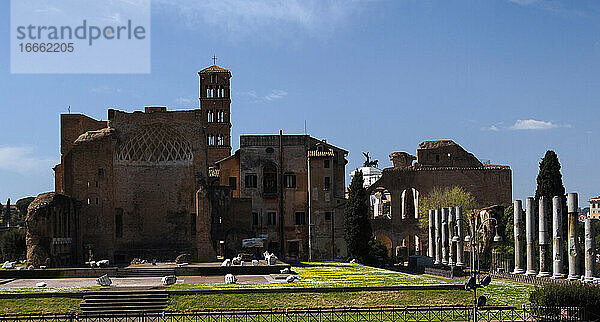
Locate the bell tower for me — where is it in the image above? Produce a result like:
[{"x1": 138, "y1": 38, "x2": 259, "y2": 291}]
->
[{"x1": 199, "y1": 61, "x2": 232, "y2": 164}]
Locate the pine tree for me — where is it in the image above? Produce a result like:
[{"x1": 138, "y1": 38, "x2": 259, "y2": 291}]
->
[{"x1": 344, "y1": 170, "x2": 373, "y2": 262}]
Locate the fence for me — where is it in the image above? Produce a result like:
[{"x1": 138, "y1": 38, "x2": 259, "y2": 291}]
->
[{"x1": 0, "y1": 306, "x2": 587, "y2": 322}]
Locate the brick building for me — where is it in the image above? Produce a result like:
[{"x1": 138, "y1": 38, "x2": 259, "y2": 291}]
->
[
  {"x1": 212, "y1": 134, "x2": 348, "y2": 262},
  {"x1": 366, "y1": 140, "x2": 512, "y2": 259},
  {"x1": 26, "y1": 64, "x2": 349, "y2": 266}
]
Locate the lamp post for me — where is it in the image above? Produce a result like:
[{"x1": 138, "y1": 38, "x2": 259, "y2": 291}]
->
[{"x1": 453, "y1": 211, "x2": 502, "y2": 322}]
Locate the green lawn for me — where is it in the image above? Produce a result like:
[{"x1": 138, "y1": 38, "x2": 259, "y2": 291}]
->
[
  {"x1": 167, "y1": 290, "x2": 473, "y2": 311},
  {"x1": 0, "y1": 298, "x2": 81, "y2": 315},
  {"x1": 0, "y1": 263, "x2": 536, "y2": 314},
  {"x1": 169, "y1": 262, "x2": 449, "y2": 291},
  {"x1": 168, "y1": 262, "x2": 536, "y2": 309}
]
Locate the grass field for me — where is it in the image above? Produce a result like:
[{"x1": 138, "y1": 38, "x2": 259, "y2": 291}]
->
[
  {"x1": 0, "y1": 298, "x2": 81, "y2": 314},
  {"x1": 0, "y1": 263, "x2": 536, "y2": 314},
  {"x1": 167, "y1": 290, "x2": 473, "y2": 311}
]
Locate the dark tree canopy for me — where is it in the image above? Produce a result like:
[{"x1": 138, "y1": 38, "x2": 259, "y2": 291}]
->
[
  {"x1": 344, "y1": 170, "x2": 373, "y2": 262},
  {"x1": 535, "y1": 150, "x2": 565, "y2": 202},
  {"x1": 2, "y1": 198, "x2": 10, "y2": 224},
  {"x1": 15, "y1": 197, "x2": 36, "y2": 219}
]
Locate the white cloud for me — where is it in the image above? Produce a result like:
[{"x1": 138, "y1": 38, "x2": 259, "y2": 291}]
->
[
  {"x1": 509, "y1": 119, "x2": 569, "y2": 130},
  {"x1": 154, "y1": 0, "x2": 370, "y2": 37},
  {"x1": 481, "y1": 125, "x2": 500, "y2": 131},
  {"x1": 175, "y1": 96, "x2": 195, "y2": 105},
  {"x1": 264, "y1": 90, "x2": 288, "y2": 101},
  {"x1": 0, "y1": 146, "x2": 57, "y2": 175}
]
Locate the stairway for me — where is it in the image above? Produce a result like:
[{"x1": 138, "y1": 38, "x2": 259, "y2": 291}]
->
[
  {"x1": 80, "y1": 290, "x2": 168, "y2": 315},
  {"x1": 117, "y1": 267, "x2": 176, "y2": 277}
]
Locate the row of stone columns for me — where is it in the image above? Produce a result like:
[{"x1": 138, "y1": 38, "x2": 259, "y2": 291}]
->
[
  {"x1": 513, "y1": 193, "x2": 596, "y2": 281},
  {"x1": 429, "y1": 207, "x2": 465, "y2": 267}
]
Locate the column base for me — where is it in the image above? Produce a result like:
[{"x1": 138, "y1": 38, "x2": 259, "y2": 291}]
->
[
  {"x1": 441, "y1": 260, "x2": 448, "y2": 265},
  {"x1": 567, "y1": 274, "x2": 580, "y2": 281},
  {"x1": 456, "y1": 262, "x2": 465, "y2": 267},
  {"x1": 434, "y1": 260, "x2": 440, "y2": 265},
  {"x1": 525, "y1": 270, "x2": 537, "y2": 276},
  {"x1": 552, "y1": 273, "x2": 566, "y2": 279},
  {"x1": 537, "y1": 271, "x2": 551, "y2": 278},
  {"x1": 512, "y1": 268, "x2": 526, "y2": 274}
]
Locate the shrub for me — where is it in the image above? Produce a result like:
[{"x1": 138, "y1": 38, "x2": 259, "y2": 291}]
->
[
  {"x1": 0, "y1": 229, "x2": 26, "y2": 261},
  {"x1": 530, "y1": 283, "x2": 600, "y2": 317}
]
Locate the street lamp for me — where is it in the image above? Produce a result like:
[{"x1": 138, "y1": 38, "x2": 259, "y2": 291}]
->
[{"x1": 453, "y1": 212, "x2": 502, "y2": 322}]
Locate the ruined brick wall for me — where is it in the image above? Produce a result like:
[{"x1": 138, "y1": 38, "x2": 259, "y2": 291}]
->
[
  {"x1": 415, "y1": 140, "x2": 482, "y2": 168},
  {"x1": 26, "y1": 193, "x2": 78, "y2": 267},
  {"x1": 368, "y1": 140, "x2": 512, "y2": 260},
  {"x1": 53, "y1": 108, "x2": 215, "y2": 264}
]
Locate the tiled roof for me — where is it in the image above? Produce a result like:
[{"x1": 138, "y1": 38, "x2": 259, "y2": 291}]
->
[{"x1": 199, "y1": 65, "x2": 231, "y2": 73}]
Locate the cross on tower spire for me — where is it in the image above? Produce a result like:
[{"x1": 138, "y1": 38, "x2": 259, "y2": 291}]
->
[{"x1": 212, "y1": 55, "x2": 217, "y2": 65}]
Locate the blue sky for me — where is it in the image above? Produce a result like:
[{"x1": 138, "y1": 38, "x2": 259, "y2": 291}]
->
[{"x1": 0, "y1": 0, "x2": 599, "y2": 206}]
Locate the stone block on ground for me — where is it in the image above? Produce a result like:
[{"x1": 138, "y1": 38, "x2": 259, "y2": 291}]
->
[
  {"x1": 162, "y1": 275, "x2": 177, "y2": 285},
  {"x1": 221, "y1": 259, "x2": 231, "y2": 266},
  {"x1": 225, "y1": 273, "x2": 237, "y2": 284},
  {"x1": 36, "y1": 282, "x2": 47, "y2": 287},
  {"x1": 96, "y1": 274, "x2": 112, "y2": 286}
]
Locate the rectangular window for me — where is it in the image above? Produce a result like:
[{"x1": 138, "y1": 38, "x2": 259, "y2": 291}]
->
[
  {"x1": 245, "y1": 174, "x2": 257, "y2": 188},
  {"x1": 115, "y1": 209, "x2": 123, "y2": 238},
  {"x1": 324, "y1": 177, "x2": 331, "y2": 191},
  {"x1": 267, "y1": 211, "x2": 277, "y2": 226},
  {"x1": 294, "y1": 212, "x2": 306, "y2": 225},
  {"x1": 284, "y1": 174, "x2": 296, "y2": 188},
  {"x1": 252, "y1": 212, "x2": 259, "y2": 226},
  {"x1": 325, "y1": 211, "x2": 332, "y2": 221},
  {"x1": 98, "y1": 168, "x2": 105, "y2": 179},
  {"x1": 324, "y1": 159, "x2": 330, "y2": 168},
  {"x1": 229, "y1": 177, "x2": 237, "y2": 190}
]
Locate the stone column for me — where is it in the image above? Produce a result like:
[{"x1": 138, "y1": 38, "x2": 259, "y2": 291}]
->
[
  {"x1": 448, "y1": 208, "x2": 455, "y2": 266},
  {"x1": 441, "y1": 208, "x2": 448, "y2": 265},
  {"x1": 513, "y1": 200, "x2": 525, "y2": 274},
  {"x1": 428, "y1": 209, "x2": 435, "y2": 258},
  {"x1": 552, "y1": 196, "x2": 565, "y2": 279},
  {"x1": 585, "y1": 217, "x2": 596, "y2": 282},
  {"x1": 567, "y1": 193, "x2": 580, "y2": 280},
  {"x1": 537, "y1": 196, "x2": 551, "y2": 277},
  {"x1": 455, "y1": 206, "x2": 465, "y2": 266},
  {"x1": 525, "y1": 197, "x2": 537, "y2": 275},
  {"x1": 434, "y1": 209, "x2": 441, "y2": 265}
]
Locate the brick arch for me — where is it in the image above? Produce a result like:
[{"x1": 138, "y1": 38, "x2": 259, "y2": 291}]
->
[{"x1": 373, "y1": 231, "x2": 393, "y2": 257}]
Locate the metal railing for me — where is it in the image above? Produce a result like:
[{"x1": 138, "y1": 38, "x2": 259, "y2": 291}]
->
[{"x1": 0, "y1": 306, "x2": 586, "y2": 322}]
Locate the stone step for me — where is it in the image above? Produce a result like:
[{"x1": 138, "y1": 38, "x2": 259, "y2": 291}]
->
[{"x1": 80, "y1": 290, "x2": 168, "y2": 314}]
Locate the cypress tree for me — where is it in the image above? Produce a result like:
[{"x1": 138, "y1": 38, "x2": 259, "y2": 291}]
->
[
  {"x1": 2, "y1": 199, "x2": 10, "y2": 224},
  {"x1": 344, "y1": 170, "x2": 373, "y2": 262},
  {"x1": 534, "y1": 150, "x2": 567, "y2": 270},
  {"x1": 535, "y1": 150, "x2": 565, "y2": 202}
]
